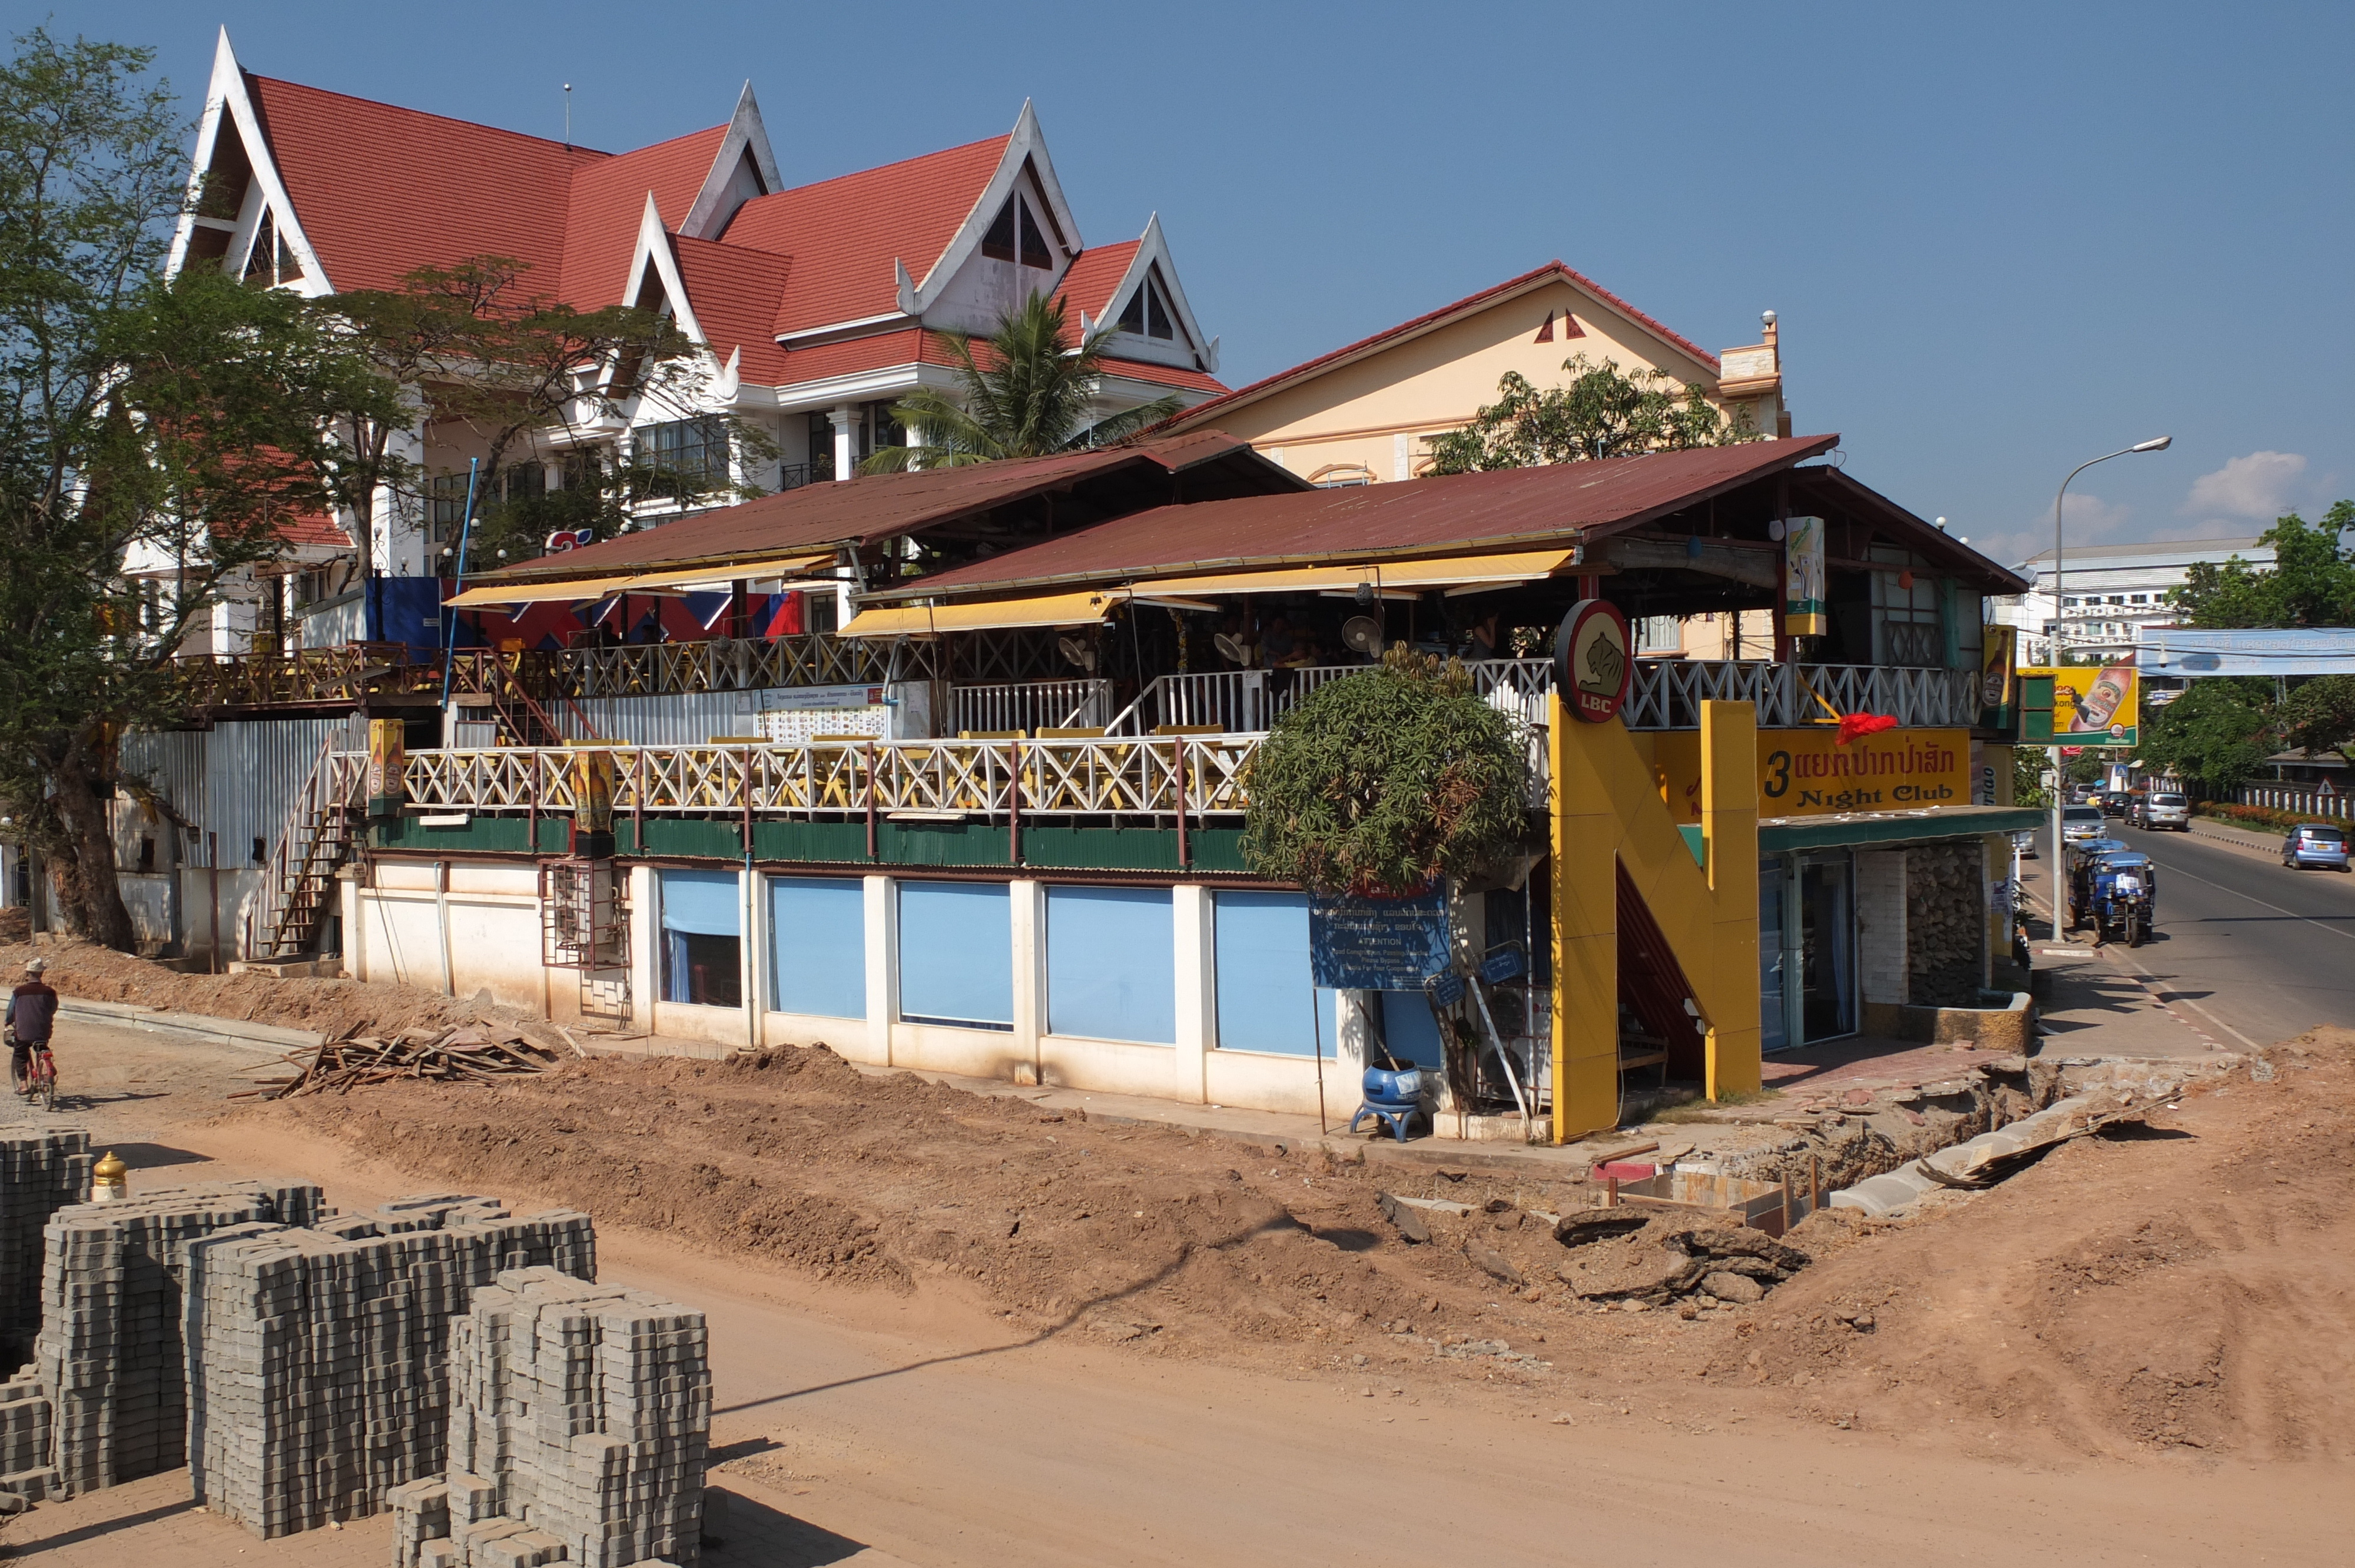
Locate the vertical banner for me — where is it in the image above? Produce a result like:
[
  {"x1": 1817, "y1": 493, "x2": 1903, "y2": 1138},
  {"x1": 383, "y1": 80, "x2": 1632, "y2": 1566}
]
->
[
  {"x1": 1782, "y1": 516, "x2": 1827, "y2": 637},
  {"x1": 570, "y1": 746, "x2": 616, "y2": 858},
  {"x1": 1978, "y1": 625, "x2": 2018, "y2": 730},
  {"x1": 366, "y1": 718, "x2": 406, "y2": 819}
]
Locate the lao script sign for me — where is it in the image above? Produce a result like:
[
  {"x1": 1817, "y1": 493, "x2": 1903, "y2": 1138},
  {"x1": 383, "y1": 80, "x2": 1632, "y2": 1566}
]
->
[{"x1": 1309, "y1": 891, "x2": 1451, "y2": 991}]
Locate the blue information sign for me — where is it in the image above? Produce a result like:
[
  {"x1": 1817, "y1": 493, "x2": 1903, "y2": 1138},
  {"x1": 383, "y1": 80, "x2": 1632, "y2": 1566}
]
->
[
  {"x1": 1429, "y1": 972, "x2": 1467, "y2": 1008},
  {"x1": 1309, "y1": 891, "x2": 1451, "y2": 991},
  {"x1": 1479, "y1": 946, "x2": 1527, "y2": 985}
]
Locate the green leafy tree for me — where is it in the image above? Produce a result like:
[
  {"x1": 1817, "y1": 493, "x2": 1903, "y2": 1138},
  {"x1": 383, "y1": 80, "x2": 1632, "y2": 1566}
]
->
[
  {"x1": 2135, "y1": 679, "x2": 2276, "y2": 796},
  {"x1": 1241, "y1": 646, "x2": 1534, "y2": 896},
  {"x1": 0, "y1": 29, "x2": 409, "y2": 947},
  {"x1": 2168, "y1": 502, "x2": 2355, "y2": 627},
  {"x1": 860, "y1": 290, "x2": 1182, "y2": 472},
  {"x1": 2275, "y1": 673, "x2": 2355, "y2": 763},
  {"x1": 1424, "y1": 353, "x2": 1752, "y2": 474}
]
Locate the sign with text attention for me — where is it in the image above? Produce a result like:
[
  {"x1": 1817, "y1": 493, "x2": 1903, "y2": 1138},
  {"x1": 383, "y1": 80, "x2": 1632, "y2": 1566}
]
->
[
  {"x1": 1649, "y1": 727, "x2": 1972, "y2": 821},
  {"x1": 1309, "y1": 890, "x2": 1452, "y2": 991}
]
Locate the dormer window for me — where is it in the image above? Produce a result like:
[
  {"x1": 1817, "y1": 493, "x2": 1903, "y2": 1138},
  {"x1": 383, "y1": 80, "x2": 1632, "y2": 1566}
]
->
[
  {"x1": 983, "y1": 192, "x2": 1055, "y2": 269},
  {"x1": 1116, "y1": 273, "x2": 1179, "y2": 341}
]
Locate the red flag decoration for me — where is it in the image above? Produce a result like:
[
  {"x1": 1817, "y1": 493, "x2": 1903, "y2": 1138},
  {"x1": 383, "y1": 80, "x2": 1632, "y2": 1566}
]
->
[{"x1": 1836, "y1": 712, "x2": 1900, "y2": 746}]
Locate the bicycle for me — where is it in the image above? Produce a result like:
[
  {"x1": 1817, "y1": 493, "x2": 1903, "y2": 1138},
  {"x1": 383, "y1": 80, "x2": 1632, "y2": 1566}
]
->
[{"x1": 8, "y1": 1029, "x2": 55, "y2": 1113}]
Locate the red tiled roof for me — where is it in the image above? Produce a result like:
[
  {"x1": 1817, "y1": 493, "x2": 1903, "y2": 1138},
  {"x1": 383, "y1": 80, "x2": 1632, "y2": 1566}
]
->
[
  {"x1": 1053, "y1": 240, "x2": 1139, "y2": 325},
  {"x1": 890, "y1": 437, "x2": 1841, "y2": 599},
  {"x1": 557, "y1": 124, "x2": 729, "y2": 307},
  {"x1": 1157, "y1": 261, "x2": 1721, "y2": 436},
  {"x1": 669, "y1": 234, "x2": 793, "y2": 381},
  {"x1": 273, "y1": 510, "x2": 354, "y2": 550},
  {"x1": 723, "y1": 136, "x2": 1010, "y2": 335},
  {"x1": 247, "y1": 75, "x2": 605, "y2": 294},
  {"x1": 1097, "y1": 357, "x2": 1226, "y2": 394}
]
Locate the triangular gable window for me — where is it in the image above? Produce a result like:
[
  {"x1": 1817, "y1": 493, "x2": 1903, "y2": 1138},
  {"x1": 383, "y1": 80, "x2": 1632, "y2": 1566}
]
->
[
  {"x1": 1115, "y1": 270, "x2": 1180, "y2": 342},
  {"x1": 240, "y1": 210, "x2": 300, "y2": 287},
  {"x1": 981, "y1": 188, "x2": 1056, "y2": 270}
]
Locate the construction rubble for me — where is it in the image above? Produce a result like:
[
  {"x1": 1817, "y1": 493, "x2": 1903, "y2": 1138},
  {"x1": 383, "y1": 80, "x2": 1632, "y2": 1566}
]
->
[{"x1": 251, "y1": 1025, "x2": 575, "y2": 1100}]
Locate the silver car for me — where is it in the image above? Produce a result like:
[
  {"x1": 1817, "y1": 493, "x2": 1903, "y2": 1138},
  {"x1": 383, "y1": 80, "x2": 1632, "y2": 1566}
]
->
[
  {"x1": 2059, "y1": 804, "x2": 2107, "y2": 845},
  {"x1": 2133, "y1": 791, "x2": 2190, "y2": 831}
]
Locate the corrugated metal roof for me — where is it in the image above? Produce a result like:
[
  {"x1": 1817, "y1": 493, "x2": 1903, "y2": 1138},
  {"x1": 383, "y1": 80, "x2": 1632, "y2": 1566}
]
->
[
  {"x1": 471, "y1": 430, "x2": 1273, "y2": 583},
  {"x1": 890, "y1": 438, "x2": 1840, "y2": 599}
]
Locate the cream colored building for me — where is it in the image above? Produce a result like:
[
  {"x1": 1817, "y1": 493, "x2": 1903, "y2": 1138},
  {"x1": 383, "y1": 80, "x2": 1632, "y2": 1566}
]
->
[
  {"x1": 1159, "y1": 260, "x2": 1787, "y2": 658},
  {"x1": 1157, "y1": 260, "x2": 1787, "y2": 489}
]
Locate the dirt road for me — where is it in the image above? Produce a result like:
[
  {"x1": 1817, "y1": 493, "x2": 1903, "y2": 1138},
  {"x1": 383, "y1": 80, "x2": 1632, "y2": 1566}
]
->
[{"x1": 6, "y1": 1011, "x2": 2352, "y2": 1564}]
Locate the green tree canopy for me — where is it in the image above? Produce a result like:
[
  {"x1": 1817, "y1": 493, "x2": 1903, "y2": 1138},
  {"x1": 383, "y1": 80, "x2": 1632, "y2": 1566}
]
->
[
  {"x1": 1424, "y1": 354, "x2": 1752, "y2": 474},
  {"x1": 2168, "y1": 502, "x2": 2355, "y2": 628},
  {"x1": 2135, "y1": 679, "x2": 2276, "y2": 795},
  {"x1": 1241, "y1": 647, "x2": 1534, "y2": 896},
  {"x1": 860, "y1": 290, "x2": 1182, "y2": 472}
]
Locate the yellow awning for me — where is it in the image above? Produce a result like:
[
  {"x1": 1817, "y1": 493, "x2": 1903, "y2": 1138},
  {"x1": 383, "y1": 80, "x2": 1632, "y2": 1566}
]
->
[
  {"x1": 1140, "y1": 548, "x2": 1576, "y2": 597},
  {"x1": 445, "y1": 553, "x2": 836, "y2": 607},
  {"x1": 840, "y1": 590, "x2": 1124, "y2": 638}
]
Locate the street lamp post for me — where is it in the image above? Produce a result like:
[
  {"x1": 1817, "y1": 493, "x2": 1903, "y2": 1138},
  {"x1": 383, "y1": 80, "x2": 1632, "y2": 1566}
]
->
[{"x1": 2048, "y1": 436, "x2": 2172, "y2": 939}]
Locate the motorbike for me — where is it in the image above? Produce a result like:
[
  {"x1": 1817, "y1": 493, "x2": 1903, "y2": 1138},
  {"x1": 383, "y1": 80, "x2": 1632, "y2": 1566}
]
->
[{"x1": 2085, "y1": 851, "x2": 2156, "y2": 947}]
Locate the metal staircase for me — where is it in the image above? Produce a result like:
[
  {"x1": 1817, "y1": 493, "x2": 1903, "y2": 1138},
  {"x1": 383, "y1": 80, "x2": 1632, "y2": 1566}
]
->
[
  {"x1": 486, "y1": 650, "x2": 599, "y2": 748},
  {"x1": 251, "y1": 733, "x2": 367, "y2": 961}
]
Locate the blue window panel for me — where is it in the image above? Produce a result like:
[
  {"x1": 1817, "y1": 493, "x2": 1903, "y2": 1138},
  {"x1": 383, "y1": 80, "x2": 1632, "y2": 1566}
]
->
[
  {"x1": 897, "y1": 881, "x2": 1013, "y2": 1029},
  {"x1": 1046, "y1": 885, "x2": 1175, "y2": 1045},
  {"x1": 1212, "y1": 890, "x2": 1335, "y2": 1057},
  {"x1": 659, "y1": 869, "x2": 740, "y2": 936},
  {"x1": 1378, "y1": 989, "x2": 1447, "y2": 1069},
  {"x1": 769, "y1": 876, "x2": 866, "y2": 1020}
]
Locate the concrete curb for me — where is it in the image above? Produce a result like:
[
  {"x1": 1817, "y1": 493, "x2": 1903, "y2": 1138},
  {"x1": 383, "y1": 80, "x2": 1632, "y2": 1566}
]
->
[
  {"x1": 2186, "y1": 817, "x2": 2283, "y2": 859},
  {"x1": 59, "y1": 997, "x2": 320, "y2": 1057}
]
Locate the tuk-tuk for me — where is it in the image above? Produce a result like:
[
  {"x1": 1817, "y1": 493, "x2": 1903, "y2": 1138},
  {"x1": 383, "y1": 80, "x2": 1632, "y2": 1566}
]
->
[
  {"x1": 2085, "y1": 849, "x2": 2156, "y2": 946},
  {"x1": 2066, "y1": 838, "x2": 2130, "y2": 926}
]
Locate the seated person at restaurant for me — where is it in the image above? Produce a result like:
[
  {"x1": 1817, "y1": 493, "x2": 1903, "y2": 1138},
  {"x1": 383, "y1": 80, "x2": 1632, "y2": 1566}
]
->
[
  {"x1": 1261, "y1": 614, "x2": 1295, "y2": 665},
  {"x1": 1465, "y1": 613, "x2": 1500, "y2": 662},
  {"x1": 1278, "y1": 633, "x2": 1322, "y2": 668}
]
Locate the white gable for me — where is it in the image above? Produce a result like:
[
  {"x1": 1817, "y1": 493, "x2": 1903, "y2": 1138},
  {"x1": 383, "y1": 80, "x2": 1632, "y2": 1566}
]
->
[
  {"x1": 1085, "y1": 215, "x2": 1218, "y2": 375},
  {"x1": 166, "y1": 29, "x2": 330, "y2": 297}
]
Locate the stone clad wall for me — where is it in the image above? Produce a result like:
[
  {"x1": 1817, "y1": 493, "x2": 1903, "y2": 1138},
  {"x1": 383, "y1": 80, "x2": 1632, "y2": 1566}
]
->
[{"x1": 1905, "y1": 841, "x2": 1987, "y2": 1007}]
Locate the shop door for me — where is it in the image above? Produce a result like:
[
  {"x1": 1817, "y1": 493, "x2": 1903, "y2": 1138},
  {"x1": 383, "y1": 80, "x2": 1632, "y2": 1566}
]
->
[
  {"x1": 1760, "y1": 862, "x2": 1788, "y2": 1052},
  {"x1": 1799, "y1": 855, "x2": 1856, "y2": 1041}
]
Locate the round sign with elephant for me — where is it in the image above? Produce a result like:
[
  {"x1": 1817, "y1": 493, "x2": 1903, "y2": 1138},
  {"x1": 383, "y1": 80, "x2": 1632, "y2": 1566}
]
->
[{"x1": 1554, "y1": 599, "x2": 1631, "y2": 723}]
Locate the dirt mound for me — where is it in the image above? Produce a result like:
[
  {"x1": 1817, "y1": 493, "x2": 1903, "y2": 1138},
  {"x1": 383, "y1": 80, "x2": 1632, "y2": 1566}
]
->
[
  {"x1": 7, "y1": 935, "x2": 516, "y2": 1042},
  {"x1": 254, "y1": 1044, "x2": 1614, "y2": 1356},
  {"x1": 1721, "y1": 1029, "x2": 2355, "y2": 1459}
]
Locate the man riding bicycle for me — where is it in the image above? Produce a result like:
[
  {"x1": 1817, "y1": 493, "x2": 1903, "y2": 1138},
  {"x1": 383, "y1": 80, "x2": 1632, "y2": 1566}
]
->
[{"x1": 7, "y1": 957, "x2": 58, "y2": 1096}]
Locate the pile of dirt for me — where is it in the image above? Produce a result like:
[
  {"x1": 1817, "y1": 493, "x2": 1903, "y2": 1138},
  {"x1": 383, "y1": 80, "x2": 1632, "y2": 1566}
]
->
[
  {"x1": 1717, "y1": 1027, "x2": 2355, "y2": 1459},
  {"x1": 3, "y1": 935, "x2": 516, "y2": 1043},
  {"x1": 253, "y1": 1043, "x2": 1630, "y2": 1358}
]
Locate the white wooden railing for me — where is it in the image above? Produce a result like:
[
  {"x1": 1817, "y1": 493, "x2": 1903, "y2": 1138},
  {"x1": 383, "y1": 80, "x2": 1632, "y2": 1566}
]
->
[
  {"x1": 950, "y1": 678, "x2": 1113, "y2": 734},
  {"x1": 2239, "y1": 783, "x2": 2355, "y2": 822}
]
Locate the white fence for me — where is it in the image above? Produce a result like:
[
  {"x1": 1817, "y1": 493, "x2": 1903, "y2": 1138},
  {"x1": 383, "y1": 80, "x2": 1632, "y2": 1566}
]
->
[
  {"x1": 950, "y1": 679, "x2": 1113, "y2": 734},
  {"x1": 2238, "y1": 783, "x2": 2355, "y2": 822}
]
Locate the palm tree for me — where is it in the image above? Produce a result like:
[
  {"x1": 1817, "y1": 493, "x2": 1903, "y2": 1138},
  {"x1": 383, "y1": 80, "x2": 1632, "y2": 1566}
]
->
[{"x1": 859, "y1": 290, "x2": 1183, "y2": 473}]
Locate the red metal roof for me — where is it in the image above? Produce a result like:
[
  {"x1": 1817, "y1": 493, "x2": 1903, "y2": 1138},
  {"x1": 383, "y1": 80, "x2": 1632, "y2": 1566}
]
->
[
  {"x1": 247, "y1": 75, "x2": 608, "y2": 294},
  {"x1": 1156, "y1": 260, "x2": 1722, "y2": 436},
  {"x1": 477, "y1": 430, "x2": 1269, "y2": 580},
  {"x1": 893, "y1": 437, "x2": 1840, "y2": 597},
  {"x1": 722, "y1": 137, "x2": 1010, "y2": 337}
]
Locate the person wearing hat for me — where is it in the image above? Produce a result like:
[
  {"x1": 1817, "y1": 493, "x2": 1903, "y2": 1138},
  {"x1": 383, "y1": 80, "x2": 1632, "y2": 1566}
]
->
[{"x1": 6, "y1": 958, "x2": 57, "y2": 1096}]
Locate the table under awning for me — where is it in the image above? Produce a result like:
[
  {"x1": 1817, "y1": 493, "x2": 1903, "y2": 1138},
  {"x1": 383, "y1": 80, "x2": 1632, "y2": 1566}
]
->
[
  {"x1": 445, "y1": 552, "x2": 836, "y2": 607},
  {"x1": 1759, "y1": 804, "x2": 2045, "y2": 853},
  {"x1": 838, "y1": 589, "x2": 1128, "y2": 638}
]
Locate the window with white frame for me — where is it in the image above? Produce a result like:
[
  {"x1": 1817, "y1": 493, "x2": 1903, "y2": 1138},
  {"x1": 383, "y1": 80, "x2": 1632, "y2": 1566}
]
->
[
  {"x1": 1115, "y1": 270, "x2": 1181, "y2": 341},
  {"x1": 897, "y1": 881, "x2": 1012, "y2": 1029},
  {"x1": 1044, "y1": 885, "x2": 1174, "y2": 1044},
  {"x1": 637, "y1": 417, "x2": 731, "y2": 487},
  {"x1": 768, "y1": 876, "x2": 865, "y2": 1019},
  {"x1": 659, "y1": 869, "x2": 741, "y2": 1009}
]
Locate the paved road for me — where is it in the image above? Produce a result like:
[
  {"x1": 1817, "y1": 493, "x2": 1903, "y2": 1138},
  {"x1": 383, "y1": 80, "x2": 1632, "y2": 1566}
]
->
[{"x1": 2019, "y1": 818, "x2": 2355, "y2": 1047}]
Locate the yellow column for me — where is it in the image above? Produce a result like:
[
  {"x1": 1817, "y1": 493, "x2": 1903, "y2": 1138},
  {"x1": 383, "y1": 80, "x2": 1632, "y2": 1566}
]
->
[
  {"x1": 1549, "y1": 693, "x2": 1620, "y2": 1144},
  {"x1": 1699, "y1": 700, "x2": 1762, "y2": 1098}
]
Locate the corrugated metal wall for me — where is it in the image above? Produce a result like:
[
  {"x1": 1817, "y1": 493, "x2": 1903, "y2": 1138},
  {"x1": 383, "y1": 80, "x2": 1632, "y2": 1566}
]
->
[
  {"x1": 120, "y1": 716, "x2": 356, "y2": 868},
  {"x1": 569, "y1": 692, "x2": 760, "y2": 747}
]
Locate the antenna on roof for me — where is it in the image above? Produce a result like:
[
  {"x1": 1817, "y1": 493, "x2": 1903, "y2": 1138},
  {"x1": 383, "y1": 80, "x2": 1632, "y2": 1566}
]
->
[{"x1": 563, "y1": 84, "x2": 573, "y2": 150}]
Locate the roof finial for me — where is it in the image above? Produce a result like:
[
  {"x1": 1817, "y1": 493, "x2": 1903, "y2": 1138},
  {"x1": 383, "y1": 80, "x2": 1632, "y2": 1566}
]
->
[{"x1": 563, "y1": 83, "x2": 573, "y2": 150}]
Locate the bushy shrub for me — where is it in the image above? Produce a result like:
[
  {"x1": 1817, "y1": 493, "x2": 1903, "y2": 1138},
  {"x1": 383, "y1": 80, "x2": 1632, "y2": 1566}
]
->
[{"x1": 1241, "y1": 646, "x2": 1535, "y2": 896}]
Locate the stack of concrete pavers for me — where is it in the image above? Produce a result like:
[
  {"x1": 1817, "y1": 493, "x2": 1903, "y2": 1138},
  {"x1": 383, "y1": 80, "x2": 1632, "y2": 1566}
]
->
[
  {"x1": 394, "y1": 1266, "x2": 708, "y2": 1568},
  {"x1": 37, "y1": 1179, "x2": 322, "y2": 1496},
  {"x1": 1, "y1": 1127, "x2": 93, "y2": 1351},
  {"x1": 185, "y1": 1196, "x2": 596, "y2": 1539},
  {"x1": 0, "y1": 1365, "x2": 57, "y2": 1500}
]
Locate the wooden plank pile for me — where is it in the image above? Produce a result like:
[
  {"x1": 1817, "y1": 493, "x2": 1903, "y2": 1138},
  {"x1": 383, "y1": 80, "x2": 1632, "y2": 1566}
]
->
[{"x1": 244, "y1": 1024, "x2": 580, "y2": 1100}]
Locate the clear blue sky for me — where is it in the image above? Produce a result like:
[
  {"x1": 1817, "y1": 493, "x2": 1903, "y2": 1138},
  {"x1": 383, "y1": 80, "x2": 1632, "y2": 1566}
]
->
[{"x1": 32, "y1": 0, "x2": 2354, "y2": 569}]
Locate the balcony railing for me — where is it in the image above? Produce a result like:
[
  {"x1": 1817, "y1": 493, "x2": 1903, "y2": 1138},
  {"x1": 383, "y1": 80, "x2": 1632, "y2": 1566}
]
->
[
  {"x1": 1620, "y1": 661, "x2": 1978, "y2": 730},
  {"x1": 173, "y1": 643, "x2": 444, "y2": 708},
  {"x1": 404, "y1": 734, "x2": 1258, "y2": 820},
  {"x1": 1103, "y1": 659, "x2": 1554, "y2": 736}
]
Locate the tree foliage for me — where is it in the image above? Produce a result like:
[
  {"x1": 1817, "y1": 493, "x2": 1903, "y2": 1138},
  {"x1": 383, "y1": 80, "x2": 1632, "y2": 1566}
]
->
[
  {"x1": 2168, "y1": 502, "x2": 2355, "y2": 628},
  {"x1": 1240, "y1": 646, "x2": 1534, "y2": 896},
  {"x1": 0, "y1": 29, "x2": 407, "y2": 947},
  {"x1": 2135, "y1": 679, "x2": 2276, "y2": 795},
  {"x1": 861, "y1": 290, "x2": 1182, "y2": 472},
  {"x1": 1424, "y1": 354, "x2": 1752, "y2": 474}
]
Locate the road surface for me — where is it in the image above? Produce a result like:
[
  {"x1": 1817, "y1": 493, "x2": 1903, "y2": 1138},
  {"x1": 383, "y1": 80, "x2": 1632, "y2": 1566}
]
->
[{"x1": 2019, "y1": 818, "x2": 2355, "y2": 1045}]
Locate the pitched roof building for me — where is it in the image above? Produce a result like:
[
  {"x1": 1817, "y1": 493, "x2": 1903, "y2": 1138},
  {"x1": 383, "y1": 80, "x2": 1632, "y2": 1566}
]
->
[{"x1": 162, "y1": 31, "x2": 1228, "y2": 612}]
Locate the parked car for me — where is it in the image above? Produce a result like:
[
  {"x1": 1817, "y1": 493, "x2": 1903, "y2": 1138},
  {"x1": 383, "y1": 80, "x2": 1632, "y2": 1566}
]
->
[
  {"x1": 2011, "y1": 828, "x2": 2038, "y2": 860},
  {"x1": 2060, "y1": 804, "x2": 2108, "y2": 846},
  {"x1": 2131, "y1": 790, "x2": 2191, "y2": 831},
  {"x1": 2281, "y1": 822, "x2": 2351, "y2": 871}
]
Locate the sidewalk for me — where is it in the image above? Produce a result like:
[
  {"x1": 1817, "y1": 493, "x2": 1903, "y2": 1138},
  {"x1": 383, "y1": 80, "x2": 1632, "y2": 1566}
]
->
[{"x1": 2188, "y1": 816, "x2": 2283, "y2": 859}]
